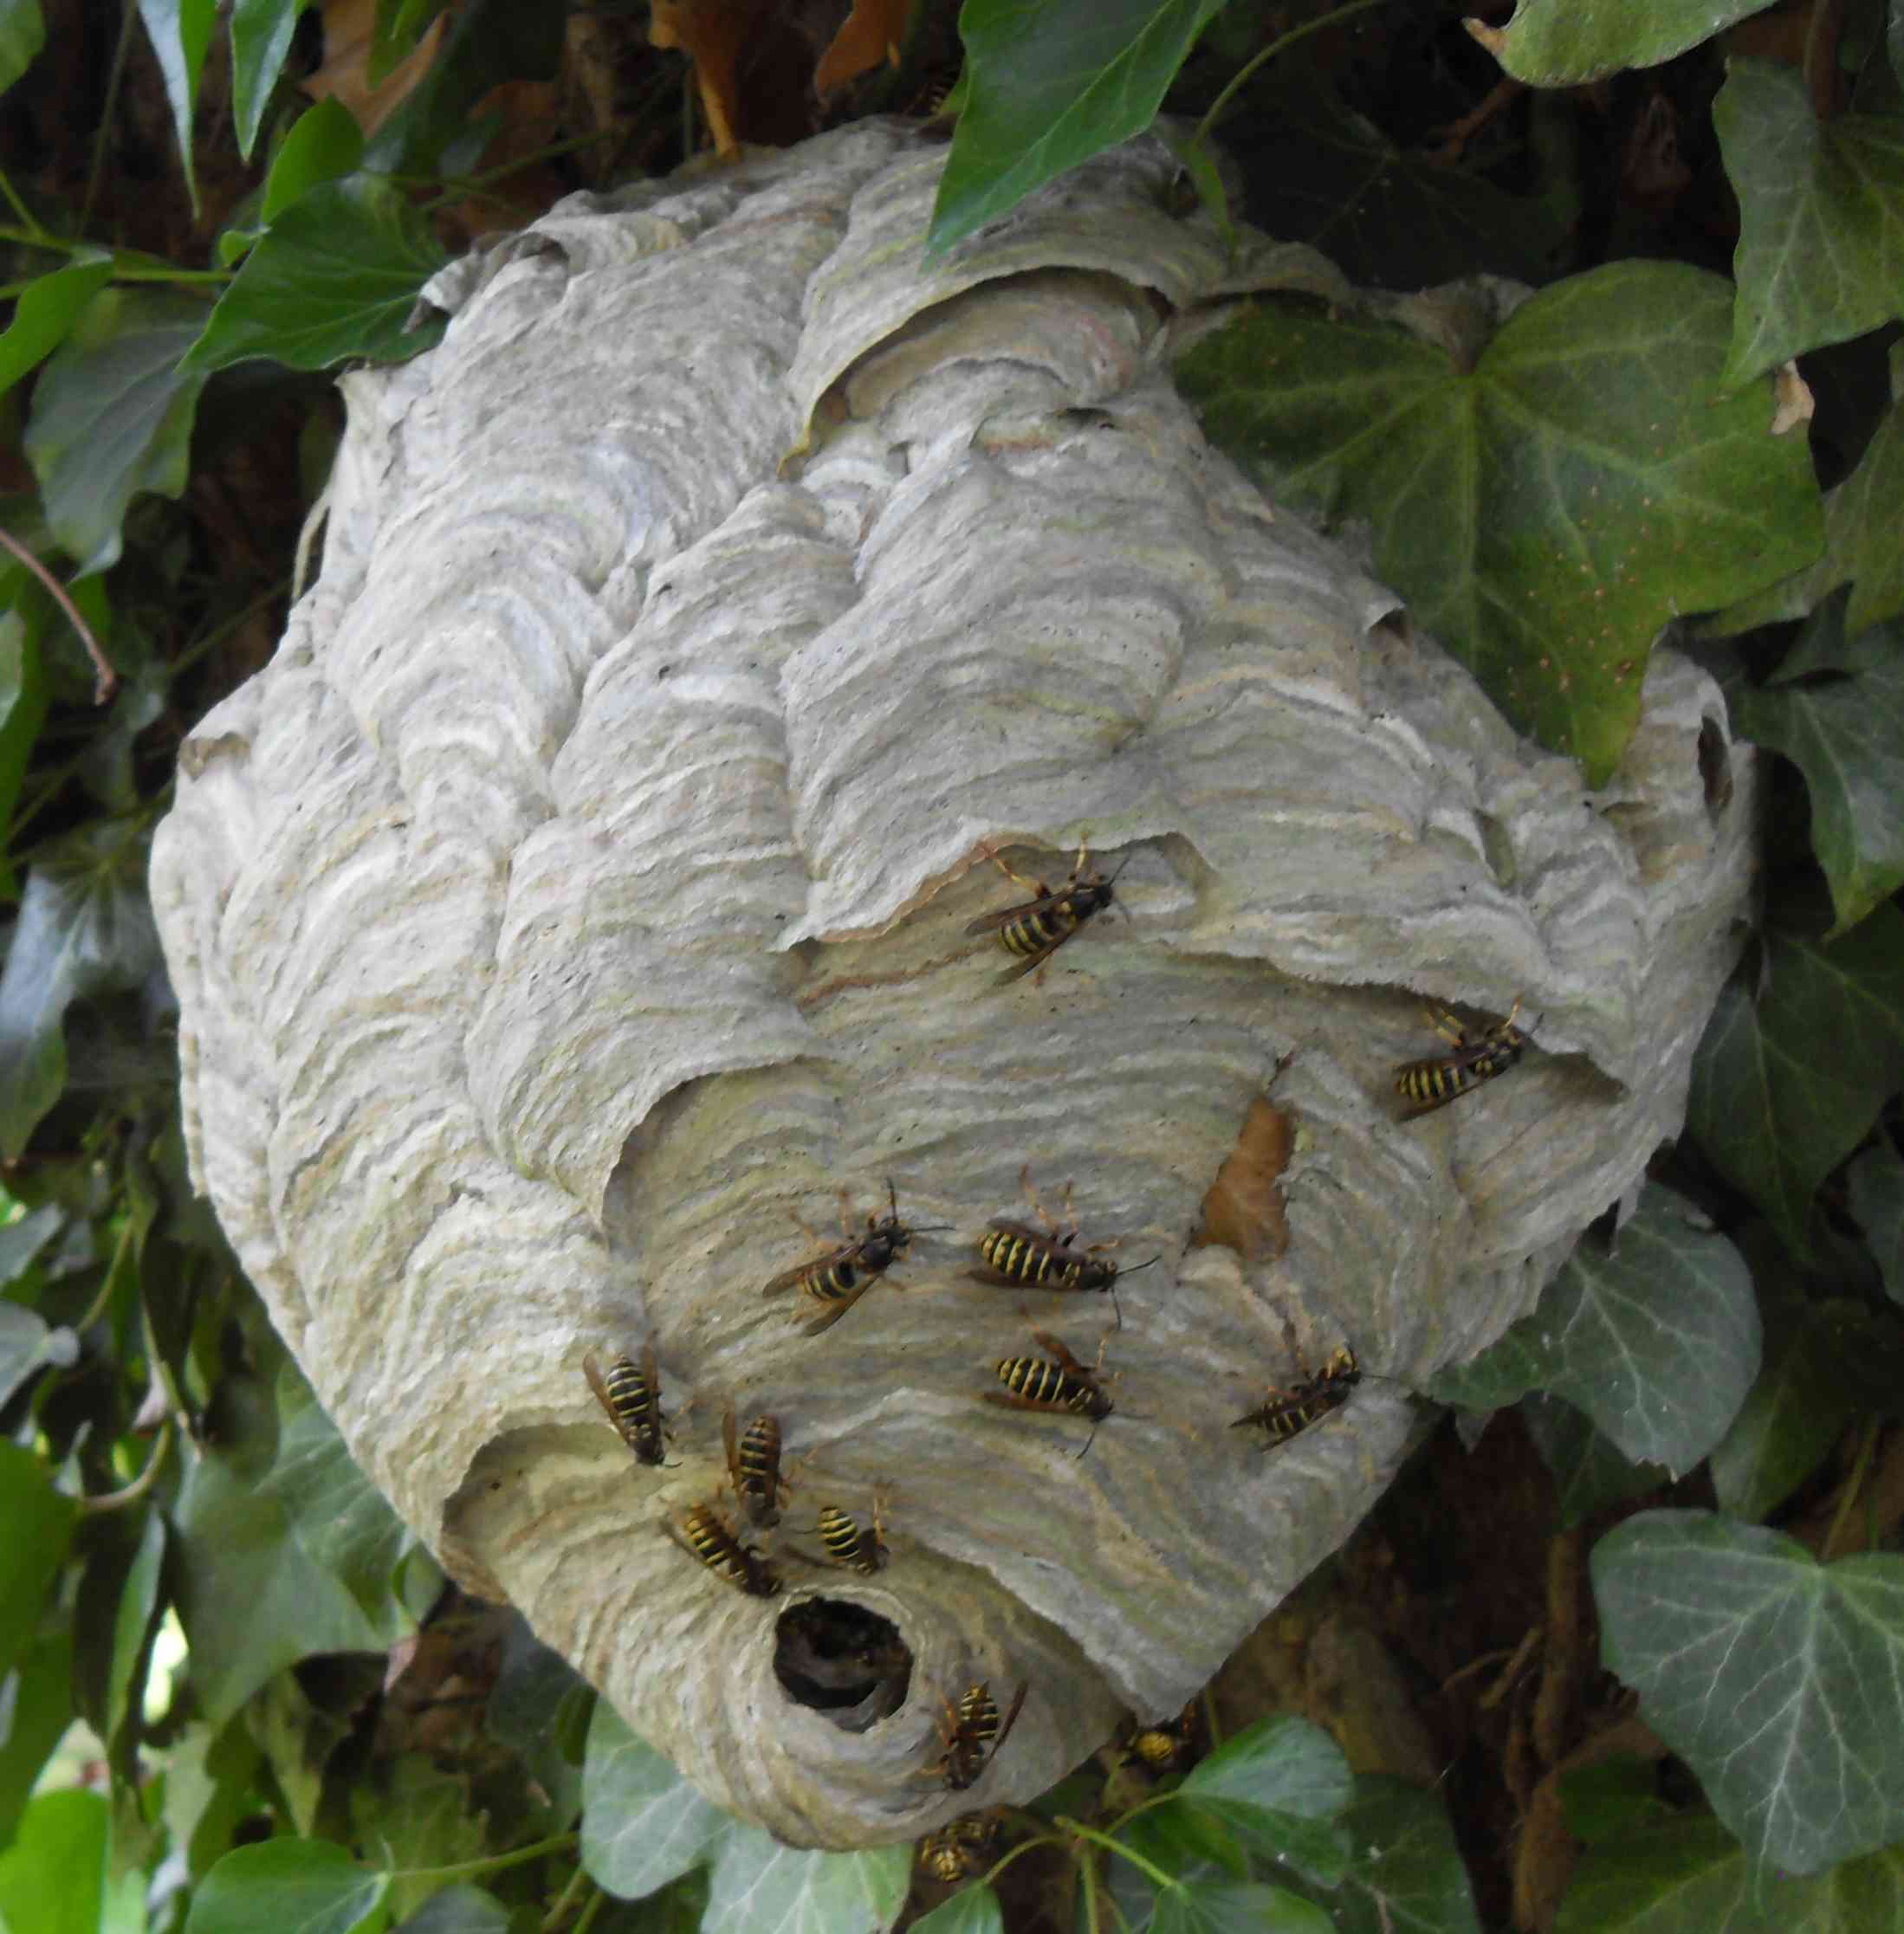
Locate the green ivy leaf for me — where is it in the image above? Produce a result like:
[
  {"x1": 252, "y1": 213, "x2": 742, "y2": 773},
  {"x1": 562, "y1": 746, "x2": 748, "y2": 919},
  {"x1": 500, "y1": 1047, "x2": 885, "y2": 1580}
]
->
[
  {"x1": 580, "y1": 1703, "x2": 729, "y2": 1900},
  {"x1": 230, "y1": 0, "x2": 314, "y2": 159},
  {"x1": 0, "y1": 253, "x2": 113, "y2": 401},
  {"x1": 163, "y1": 1717, "x2": 265, "y2": 1880},
  {"x1": 1830, "y1": 391, "x2": 1904, "y2": 637},
  {"x1": 702, "y1": 1830, "x2": 912, "y2": 1934},
  {"x1": 262, "y1": 98, "x2": 366, "y2": 223},
  {"x1": 0, "y1": 1442, "x2": 78, "y2": 1681},
  {"x1": 1686, "y1": 905, "x2": 1904, "y2": 1257},
  {"x1": 1552, "y1": 1758, "x2": 1671, "y2": 1848},
  {"x1": 185, "y1": 1838, "x2": 391, "y2": 1934},
  {"x1": 1150, "y1": 1879, "x2": 1334, "y2": 1934},
  {"x1": 391, "y1": 1885, "x2": 511, "y2": 1934},
  {"x1": 1173, "y1": 262, "x2": 1823, "y2": 782},
  {"x1": 0, "y1": 1788, "x2": 107, "y2": 1934},
  {"x1": 0, "y1": 817, "x2": 164, "y2": 1159},
  {"x1": 22, "y1": 288, "x2": 210, "y2": 574},
  {"x1": 0, "y1": 0, "x2": 45, "y2": 94},
  {"x1": 104, "y1": 1505, "x2": 166, "y2": 1763},
  {"x1": 1715, "y1": 61, "x2": 1904, "y2": 389},
  {"x1": 0, "y1": 605, "x2": 49, "y2": 897},
  {"x1": 910, "y1": 1885, "x2": 1003, "y2": 1934},
  {"x1": 1295, "y1": 1775, "x2": 1483, "y2": 1934},
  {"x1": 1472, "y1": 0, "x2": 1775, "y2": 84},
  {"x1": 1429, "y1": 1186, "x2": 1758, "y2": 1472},
  {"x1": 354, "y1": 1757, "x2": 487, "y2": 1920},
  {"x1": 1849, "y1": 1140, "x2": 1904, "y2": 1304},
  {"x1": 0, "y1": 1200, "x2": 64, "y2": 1284},
  {"x1": 136, "y1": 0, "x2": 218, "y2": 214},
  {"x1": 0, "y1": 1633, "x2": 73, "y2": 1847},
  {"x1": 1176, "y1": 1717, "x2": 1354, "y2": 1885},
  {"x1": 182, "y1": 175, "x2": 447, "y2": 373},
  {"x1": 368, "y1": 0, "x2": 447, "y2": 87},
  {"x1": 1734, "y1": 601, "x2": 1904, "y2": 936},
  {"x1": 1593, "y1": 1510, "x2": 1904, "y2": 1874},
  {"x1": 927, "y1": 0, "x2": 1228, "y2": 253}
]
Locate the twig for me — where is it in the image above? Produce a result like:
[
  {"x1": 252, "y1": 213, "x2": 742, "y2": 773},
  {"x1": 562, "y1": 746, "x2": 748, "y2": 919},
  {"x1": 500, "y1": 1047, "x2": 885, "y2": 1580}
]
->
[{"x1": 0, "y1": 525, "x2": 117, "y2": 702}]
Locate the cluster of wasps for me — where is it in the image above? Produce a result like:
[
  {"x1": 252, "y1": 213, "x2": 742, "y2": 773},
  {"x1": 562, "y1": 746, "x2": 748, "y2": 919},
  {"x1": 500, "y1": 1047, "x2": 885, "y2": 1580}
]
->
[{"x1": 582, "y1": 840, "x2": 1538, "y2": 1798}]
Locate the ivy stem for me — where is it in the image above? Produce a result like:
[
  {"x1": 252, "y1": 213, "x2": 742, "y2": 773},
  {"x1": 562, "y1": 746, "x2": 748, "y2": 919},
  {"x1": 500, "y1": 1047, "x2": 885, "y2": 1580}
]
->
[
  {"x1": 80, "y1": 1422, "x2": 172, "y2": 1515},
  {"x1": 1052, "y1": 1815, "x2": 1176, "y2": 1892},
  {"x1": 0, "y1": 168, "x2": 46, "y2": 236},
  {"x1": 0, "y1": 525, "x2": 117, "y2": 702},
  {"x1": 398, "y1": 1831, "x2": 577, "y2": 1884},
  {"x1": 1194, "y1": 0, "x2": 1399, "y2": 146},
  {"x1": 568, "y1": 1886, "x2": 606, "y2": 1934},
  {"x1": 1822, "y1": 1421, "x2": 1880, "y2": 1560},
  {"x1": 74, "y1": 1218, "x2": 136, "y2": 1335},
  {"x1": 539, "y1": 1860, "x2": 592, "y2": 1931},
  {"x1": 82, "y1": 0, "x2": 142, "y2": 237}
]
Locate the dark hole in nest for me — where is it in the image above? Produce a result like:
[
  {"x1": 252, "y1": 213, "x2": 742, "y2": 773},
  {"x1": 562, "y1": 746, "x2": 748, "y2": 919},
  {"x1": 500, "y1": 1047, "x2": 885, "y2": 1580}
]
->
[{"x1": 773, "y1": 1597, "x2": 911, "y2": 1731}]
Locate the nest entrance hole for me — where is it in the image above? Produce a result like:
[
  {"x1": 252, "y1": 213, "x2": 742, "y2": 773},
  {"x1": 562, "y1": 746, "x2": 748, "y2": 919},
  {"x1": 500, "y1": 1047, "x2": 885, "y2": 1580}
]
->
[{"x1": 773, "y1": 1596, "x2": 911, "y2": 1731}]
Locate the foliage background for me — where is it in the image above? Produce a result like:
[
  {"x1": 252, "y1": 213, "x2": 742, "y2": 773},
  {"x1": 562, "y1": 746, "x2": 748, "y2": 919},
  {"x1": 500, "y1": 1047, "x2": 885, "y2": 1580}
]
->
[{"x1": 2, "y1": 1, "x2": 1902, "y2": 1931}]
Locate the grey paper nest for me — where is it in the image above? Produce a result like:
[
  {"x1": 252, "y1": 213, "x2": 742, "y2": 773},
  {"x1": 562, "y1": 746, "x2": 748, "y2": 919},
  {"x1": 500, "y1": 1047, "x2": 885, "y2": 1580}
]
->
[{"x1": 150, "y1": 122, "x2": 1755, "y2": 1847}]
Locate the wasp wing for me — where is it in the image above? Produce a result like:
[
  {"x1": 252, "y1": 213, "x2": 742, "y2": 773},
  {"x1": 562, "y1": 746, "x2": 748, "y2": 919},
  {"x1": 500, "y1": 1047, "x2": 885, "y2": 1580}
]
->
[
  {"x1": 800, "y1": 1272, "x2": 883, "y2": 1336},
  {"x1": 992, "y1": 934, "x2": 1071, "y2": 984}
]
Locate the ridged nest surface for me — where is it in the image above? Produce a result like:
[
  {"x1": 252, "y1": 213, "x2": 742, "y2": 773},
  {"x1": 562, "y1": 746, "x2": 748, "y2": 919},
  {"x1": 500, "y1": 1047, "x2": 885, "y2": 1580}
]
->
[{"x1": 151, "y1": 122, "x2": 1755, "y2": 1846}]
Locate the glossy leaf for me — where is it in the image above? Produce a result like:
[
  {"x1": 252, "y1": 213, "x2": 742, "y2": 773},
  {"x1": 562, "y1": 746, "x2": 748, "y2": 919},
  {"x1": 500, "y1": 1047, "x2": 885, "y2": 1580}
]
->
[
  {"x1": 701, "y1": 1830, "x2": 912, "y2": 1934},
  {"x1": 1430, "y1": 1186, "x2": 1758, "y2": 1472},
  {"x1": 0, "y1": 606, "x2": 49, "y2": 896},
  {"x1": 0, "y1": 1788, "x2": 107, "y2": 1934},
  {"x1": 137, "y1": 0, "x2": 217, "y2": 209},
  {"x1": 1736, "y1": 600, "x2": 1904, "y2": 935},
  {"x1": 929, "y1": 0, "x2": 1228, "y2": 253},
  {"x1": 1472, "y1": 0, "x2": 1774, "y2": 84},
  {"x1": 0, "y1": 1200, "x2": 62, "y2": 1282},
  {"x1": 1150, "y1": 1879, "x2": 1334, "y2": 1934},
  {"x1": 262, "y1": 98, "x2": 366, "y2": 223},
  {"x1": 1173, "y1": 262, "x2": 1823, "y2": 782},
  {"x1": 230, "y1": 0, "x2": 312, "y2": 158},
  {"x1": 1686, "y1": 906, "x2": 1904, "y2": 1257},
  {"x1": 22, "y1": 288, "x2": 210, "y2": 574},
  {"x1": 0, "y1": 0, "x2": 44, "y2": 94},
  {"x1": 0, "y1": 817, "x2": 164, "y2": 1159},
  {"x1": 1830, "y1": 389, "x2": 1904, "y2": 636},
  {"x1": 1297, "y1": 1775, "x2": 1483, "y2": 1934},
  {"x1": 392, "y1": 1886, "x2": 510, "y2": 1934},
  {"x1": 1716, "y1": 61, "x2": 1904, "y2": 389},
  {"x1": 581, "y1": 1703, "x2": 729, "y2": 1900},
  {"x1": 1594, "y1": 1510, "x2": 1904, "y2": 1874},
  {"x1": 0, "y1": 253, "x2": 113, "y2": 400},
  {"x1": 1849, "y1": 1140, "x2": 1904, "y2": 1304},
  {"x1": 183, "y1": 176, "x2": 447, "y2": 373},
  {"x1": 910, "y1": 1884, "x2": 1002, "y2": 1934},
  {"x1": 1177, "y1": 1716, "x2": 1354, "y2": 1884},
  {"x1": 185, "y1": 1837, "x2": 390, "y2": 1934},
  {"x1": 1519, "y1": 1394, "x2": 1669, "y2": 1529},
  {"x1": 0, "y1": 1633, "x2": 73, "y2": 1847},
  {"x1": 0, "y1": 1442, "x2": 78, "y2": 1679}
]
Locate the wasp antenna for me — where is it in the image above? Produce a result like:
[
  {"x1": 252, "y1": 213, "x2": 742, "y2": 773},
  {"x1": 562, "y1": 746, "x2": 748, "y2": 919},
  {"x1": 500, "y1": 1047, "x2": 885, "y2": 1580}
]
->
[
  {"x1": 1118, "y1": 1255, "x2": 1161, "y2": 1277},
  {"x1": 1075, "y1": 1421, "x2": 1099, "y2": 1460},
  {"x1": 1109, "y1": 1284, "x2": 1123, "y2": 1330}
]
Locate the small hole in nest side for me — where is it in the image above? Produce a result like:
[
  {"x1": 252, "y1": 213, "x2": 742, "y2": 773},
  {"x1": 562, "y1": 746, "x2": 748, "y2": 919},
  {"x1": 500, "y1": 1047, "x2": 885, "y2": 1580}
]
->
[{"x1": 773, "y1": 1597, "x2": 911, "y2": 1731}]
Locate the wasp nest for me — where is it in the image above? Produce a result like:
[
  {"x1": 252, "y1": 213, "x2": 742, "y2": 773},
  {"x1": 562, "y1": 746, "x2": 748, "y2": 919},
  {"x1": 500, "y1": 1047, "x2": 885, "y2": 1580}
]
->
[{"x1": 151, "y1": 122, "x2": 1754, "y2": 1847}]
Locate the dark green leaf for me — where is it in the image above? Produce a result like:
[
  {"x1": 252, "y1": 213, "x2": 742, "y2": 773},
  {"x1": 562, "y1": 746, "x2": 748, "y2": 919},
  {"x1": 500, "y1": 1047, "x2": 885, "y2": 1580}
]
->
[
  {"x1": 1428, "y1": 1187, "x2": 1758, "y2": 1472},
  {"x1": 1686, "y1": 907, "x2": 1904, "y2": 1257},
  {"x1": 0, "y1": 255, "x2": 113, "y2": 400},
  {"x1": 1553, "y1": 1758, "x2": 1670, "y2": 1847},
  {"x1": 185, "y1": 1838, "x2": 390, "y2": 1934},
  {"x1": 105, "y1": 1505, "x2": 165, "y2": 1757},
  {"x1": 1177, "y1": 1717, "x2": 1354, "y2": 1884},
  {"x1": 700, "y1": 1829, "x2": 912, "y2": 1934},
  {"x1": 1300, "y1": 1775, "x2": 1483, "y2": 1934},
  {"x1": 392, "y1": 1886, "x2": 511, "y2": 1934},
  {"x1": 1099, "y1": 1805, "x2": 1239, "y2": 1928},
  {"x1": 163, "y1": 1717, "x2": 266, "y2": 1879},
  {"x1": 182, "y1": 176, "x2": 447, "y2": 373},
  {"x1": 0, "y1": 818, "x2": 164, "y2": 1159},
  {"x1": 580, "y1": 1702, "x2": 729, "y2": 1900},
  {"x1": 354, "y1": 1757, "x2": 486, "y2": 1919},
  {"x1": 0, "y1": 1200, "x2": 63, "y2": 1284},
  {"x1": 0, "y1": 606, "x2": 50, "y2": 897},
  {"x1": 0, "y1": 1633, "x2": 73, "y2": 1846},
  {"x1": 0, "y1": 1788, "x2": 106, "y2": 1934},
  {"x1": 909, "y1": 1884, "x2": 1002, "y2": 1934},
  {"x1": 1734, "y1": 600, "x2": 1904, "y2": 935},
  {"x1": 136, "y1": 0, "x2": 218, "y2": 212},
  {"x1": 262, "y1": 99, "x2": 366, "y2": 222},
  {"x1": 1173, "y1": 262, "x2": 1823, "y2": 782},
  {"x1": 0, "y1": 0, "x2": 45, "y2": 94},
  {"x1": 172, "y1": 1434, "x2": 392, "y2": 1730},
  {"x1": 248, "y1": 1669, "x2": 348, "y2": 1840},
  {"x1": 1519, "y1": 1393, "x2": 1670, "y2": 1528},
  {"x1": 262, "y1": 1362, "x2": 411, "y2": 1625},
  {"x1": 230, "y1": 0, "x2": 314, "y2": 159},
  {"x1": 1830, "y1": 390, "x2": 1904, "y2": 636},
  {"x1": 1716, "y1": 61, "x2": 1904, "y2": 389},
  {"x1": 1474, "y1": 0, "x2": 1775, "y2": 84},
  {"x1": 1593, "y1": 1510, "x2": 1904, "y2": 1874},
  {"x1": 0, "y1": 1442, "x2": 78, "y2": 1680},
  {"x1": 21, "y1": 289, "x2": 210, "y2": 574},
  {"x1": 928, "y1": 0, "x2": 1228, "y2": 253},
  {"x1": 1150, "y1": 1878, "x2": 1334, "y2": 1934},
  {"x1": 1849, "y1": 1140, "x2": 1904, "y2": 1304},
  {"x1": 369, "y1": 0, "x2": 448, "y2": 87}
]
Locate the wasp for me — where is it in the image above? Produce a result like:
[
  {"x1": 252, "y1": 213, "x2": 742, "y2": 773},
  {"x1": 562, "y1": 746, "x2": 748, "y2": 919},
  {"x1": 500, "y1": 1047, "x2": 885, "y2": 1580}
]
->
[
  {"x1": 1230, "y1": 1345, "x2": 1361, "y2": 1446},
  {"x1": 664, "y1": 1501, "x2": 780, "y2": 1597},
  {"x1": 971, "y1": 1168, "x2": 1155, "y2": 1329},
  {"x1": 583, "y1": 1345, "x2": 671, "y2": 1466},
  {"x1": 813, "y1": 1492, "x2": 890, "y2": 1575},
  {"x1": 927, "y1": 1680, "x2": 1028, "y2": 1791},
  {"x1": 1119, "y1": 1698, "x2": 1201, "y2": 1776},
  {"x1": 988, "y1": 1319, "x2": 1115, "y2": 1458},
  {"x1": 1395, "y1": 998, "x2": 1530, "y2": 1116},
  {"x1": 762, "y1": 1180, "x2": 946, "y2": 1336},
  {"x1": 722, "y1": 1406, "x2": 791, "y2": 1528},
  {"x1": 964, "y1": 836, "x2": 1127, "y2": 984},
  {"x1": 916, "y1": 1810, "x2": 1002, "y2": 1883}
]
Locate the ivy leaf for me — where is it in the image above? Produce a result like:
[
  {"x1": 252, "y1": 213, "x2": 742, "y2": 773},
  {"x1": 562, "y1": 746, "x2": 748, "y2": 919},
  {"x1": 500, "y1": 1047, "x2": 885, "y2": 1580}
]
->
[
  {"x1": 1848, "y1": 1140, "x2": 1904, "y2": 1304},
  {"x1": 0, "y1": 605, "x2": 49, "y2": 897},
  {"x1": 230, "y1": 0, "x2": 314, "y2": 159},
  {"x1": 1686, "y1": 905, "x2": 1904, "y2": 1258},
  {"x1": 0, "y1": 0, "x2": 45, "y2": 94},
  {"x1": 392, "y1": 1886, "x2": 511, "y2": 1934},
  {"x1": 928, "y1": 0, "x2": 1228, "y2": 253},
  {"x1": 0, "y1": 1439, "x2": 79, "y2": 1684},
  {"x1": 183, "y1": 175, "x2": 447, "y2": 374},
  {"x1": 1553, "y1": 1756, "x2": 1671, "y2": 1848},
  {"x1": 137, "y1": 0, "x2": 217, "y2": 211},
  {"x1": 104, "y1": 1506, "x2": 166, "y2": 1763},
  {"x1": 262, "y1": 98, "x2": 366, "y2": 223},
  {"x1": 1150, "y1": 1879, "x2": 1335, "y2": 1934},
  {"x1": 1173, "y1": 262, "x2": 1823, "y2": 783},
  {"x1": 1291, "y1": 1775, "x2": 1483, "y2": 1934},
  {"x1": 23, "y1": 289, "x2": 209, "y2": 575},
  {"x1": 1428, "y1": 1186, "x2": 1758, "y2": 1473},
  {"x1": 0, "y1": 253, "x2": 113, "y2": 401},
  {"x1": 0, "y1": 817, "x2": 163, "y2": 1159},
  {"x1": 1176, "y1": 1717, "x2": 1354, "y2": 1885},
  {"x1": 1519, "y1": 1394, "x2": 1669, "y2": 1530},
  {"x1": 702, "y1": 1830, "x2": 913, "y2": 1934},
  {"x1": 1715, "y1": 61, "x2": 1904, "y2": 389},
  {"x1": 354, "y1": 1757, "x2": 486, "y2": 1921},
  {"x1": 0, "y1": 1200, "x2": 63, "y2": 1284},
  {"x1": 1830, "y1": 386, "x2": 1904, "y2": 637},
  {"x1": 0, "y1": 1788, "x2": 107, "y2": 1934},
  {"x1": 1735, "y1": 599, "x2": 1904, "y2": 935},
  {"x1": 0, "y1": 1633, "x2": 73, "y2": 1847},
  {"x1": 580, "y1": 1703, "x2": 729, "y2": 1900},
  {"x1": 1593, "y1": 1510, "x2": 1904, "y2": 1875},
  {"x1": 185, "y1": 1838, "x2": 390, "y2": 1934},
  {"x1": 910, "y1": 1885, "x2": 1003, "y2": 1934},
  {"x1": 1468, "y1": 0, "x2": 1776, "y2": 84},
  {"x1": 163, "y1": 1717, "x2": 265, "y2": 1881}
]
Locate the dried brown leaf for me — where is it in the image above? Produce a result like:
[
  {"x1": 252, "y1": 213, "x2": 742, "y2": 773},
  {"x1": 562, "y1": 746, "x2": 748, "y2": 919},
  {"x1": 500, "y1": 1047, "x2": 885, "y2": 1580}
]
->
[
  {"x1": 814, "y1": 0, "x2": 911, "y2": 100},
  {"x1": 1192, "y1": 1092, "x2": 1293, "y2": 1263}
]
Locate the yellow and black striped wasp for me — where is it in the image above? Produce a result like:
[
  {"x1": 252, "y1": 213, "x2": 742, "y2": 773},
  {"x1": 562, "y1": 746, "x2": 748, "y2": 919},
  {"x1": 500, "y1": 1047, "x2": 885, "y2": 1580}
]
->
[
  {"x1": 583, "y1": 1344, "x2": 672, "y2": 1466},
  {"x1": 1230, "y1": 1345, "x2": 1360, "y2": 1447},
  {"x1": 965, "y1": 837, "x2": 1128, "y2": 984},
  {"x1": 988, "y1": 1318, "x2": 1116, "y2": 1457},
  {"x1": 916, "y1": 1810, "x2": 1003, "y2": 1883},
  {"x1": 971, "y1": 1168, "x2": 1155, "y2": 1329},
  {"x1": 1394, "y1": 998, "x2": 1531, "y2": 1116},
  {"x1": 762, "y1": 1180, "x2": 946, "y2": 1336},
  {"x1": 813, "y1": 1493, "x2": 890, "y2": 1575},
  {"x1": 663, "y1": 1500, "x2": 780, "y2": 1597},
  {"x1": 1117, "y1": 1697, "x2": 1201, "y2": 1776},
  {"x1": 927, "y1": 1680, "x2": 1028, "y2": 1791},
  {"x1": 722, "y1": 1407, "x2": 791, "y2": 1529}
]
